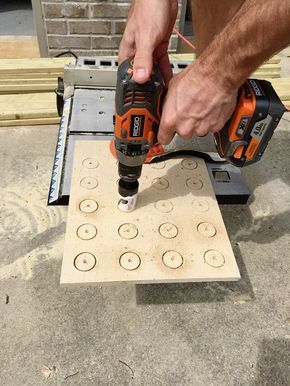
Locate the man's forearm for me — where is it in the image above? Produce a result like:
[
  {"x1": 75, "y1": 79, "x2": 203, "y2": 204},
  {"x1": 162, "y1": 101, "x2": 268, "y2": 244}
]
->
[{"x1": 197, "y1": 0, "x2": 290, "y2": 89}]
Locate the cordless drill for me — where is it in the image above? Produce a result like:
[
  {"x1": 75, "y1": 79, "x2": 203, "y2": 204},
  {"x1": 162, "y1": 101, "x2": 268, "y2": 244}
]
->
[
  {"x1": 114, "y1": 59, "x2": 164, "y2": 212},
  {"x1": 114, "y1": 60, "x2": 285, "y2": 212}
]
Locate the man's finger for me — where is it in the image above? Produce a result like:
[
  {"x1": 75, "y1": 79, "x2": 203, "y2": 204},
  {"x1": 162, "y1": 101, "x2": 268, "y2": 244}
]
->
[
  {"x1": 157, "y1": 52, "x2": 173, "y2": 85},
  {"x1": 158, "y1": 115, "x2": 175, "y2": 145},
  {"x1": 133, "y1": 46, "x2": 153, "y2": 83},
  {"x1": 118, "y1": 33, "x2": 135, "y2": 65}
]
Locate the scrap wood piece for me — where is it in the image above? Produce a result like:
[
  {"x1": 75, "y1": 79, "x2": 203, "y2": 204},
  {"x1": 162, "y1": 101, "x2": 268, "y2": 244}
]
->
[{"x1": 60, "y1": 141, "x2": 240, "y2": 286}]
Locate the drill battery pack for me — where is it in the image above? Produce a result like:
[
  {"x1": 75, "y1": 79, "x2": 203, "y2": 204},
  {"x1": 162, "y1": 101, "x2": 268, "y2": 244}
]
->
[{"x1": 215, "y1": 79, "x2": 286, "y2": 167}]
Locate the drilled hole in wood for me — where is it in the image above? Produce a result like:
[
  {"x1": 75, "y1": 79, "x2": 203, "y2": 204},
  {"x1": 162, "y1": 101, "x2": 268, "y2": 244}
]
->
[
  {"x1": 118, "y1": 223, "x2": 138, "y2": 239},
  {"x1": 151, "y1": 177, "x2": 169, "y2": 190},
  {"x1": 181, "y1": 159, "x2": 198, "y2": 170},
  {"x1": 79, "y1": 199, "x2": 98, "y2": 213},
  {"x1": 162, "y1": 251, "x2": 183, "y2": 269},
  {"x1": 82, "y1": 158, "x2": 99, "y2": 169},
  {"x1": 119, "y1": 252, "x2": 141, "y2": 271},
  {"x1": 197, "y1": 222, "x2": 216, "y2": 238},
  {"x1": 159, "y1": 223, "x2": 178, "y2": 239},
  {"x1": 186, "y1": 177, "x2": 203, "y2": 190},
  {"x1": 80, "y1": 177, "x2": 98, "y2": 190},
  {"x1": 77, "y1": 224, "x2": 97, "y2": 240},
  {"x1": 204, "y1": 250, "x2": 225, "y2": 268},
  {"x1": 74, "y1": 252, "x2": 96, "y2": 271}
]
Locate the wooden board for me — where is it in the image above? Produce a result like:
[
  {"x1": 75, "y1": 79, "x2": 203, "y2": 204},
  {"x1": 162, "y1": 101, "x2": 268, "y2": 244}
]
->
[
  {"x1": 0, "y1": 93, "x2": 57, "y2": 121},
  {"x1": 0, "y1": 58, "x2": 75, "y2": 74},
  {"x1": 60, "y1": 141, "x2": 240, "y2": 286},
  {"x1": 0, "y1": 36, "x2": 40, "y2": 59},
  {"x1": 270, "y1": 78, "x2": 290, "y2": 101},
  {"x1": 0, "y1": 117, "x2": 60, "y2": 127}
]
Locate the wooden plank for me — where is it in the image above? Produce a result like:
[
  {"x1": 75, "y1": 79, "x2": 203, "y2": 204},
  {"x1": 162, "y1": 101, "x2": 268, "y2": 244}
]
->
[
  {"x1": 0, "y1": 36, "x2": 40, "y2": 59},
  {"x1": 0, "y1": 117, "x2": 60, "y2": 127},
  {"x1": 169, "y1": 53, "x2": 281, "y2": 65},
  {"x1": 0, "y1": 58, "x2": 75, "y2": 74},
  {"x1": 270, "y1": 78, "x2": 290, "y2": 101},
  {"x1": 0, "y1": 93, "x2": 57, "y2": 121},
  {"x1": 0, "y1": 78, "x2": 57, "y2": 85},
  {"x1": 0, "y1": 72, "x2": 61, "y2": 80},
  {"x1": 0, "y1": 84, "x2": 57, "y2": 94},
  {"x1": 61, "y1": 141, "x2": 240, "y2": 286}
]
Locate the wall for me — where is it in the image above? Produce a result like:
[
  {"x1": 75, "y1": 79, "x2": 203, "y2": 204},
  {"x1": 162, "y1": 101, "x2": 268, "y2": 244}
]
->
[{"x1": 33, "y1": 0, "x2": 184, "y2": 57}]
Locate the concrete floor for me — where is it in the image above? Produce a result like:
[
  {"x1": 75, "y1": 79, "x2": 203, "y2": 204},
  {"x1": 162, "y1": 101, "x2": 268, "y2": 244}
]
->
[
  {"x1": 0, "y1": 0, "x2": 36, "y2": 36},
  {"x1": 0, "y1": 115, "x2": 289, "y2": 385}
]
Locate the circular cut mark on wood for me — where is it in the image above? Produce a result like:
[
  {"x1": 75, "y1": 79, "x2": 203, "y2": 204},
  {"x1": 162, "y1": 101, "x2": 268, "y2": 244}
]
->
[
  {"x1": 204, "y1": 250, "x2": 225, "y2": 268},
  {"x1": 154, "y1": 200, "x2": 173, "y2": 213},
  {"x1": 82, "y1": 158, "x2": 99, "y2": 169},
  {"x1": 79, "y1": 199, "x2": 98, "y2": 213},
  {"x1": 152, "y1": 177, "x2": 169, "y2": 190},
  {"x1": 159, "y1": 223, "x2": 178, "y2": 239},
  {"x1": 162, "y1": 250, "x2": 183, "y2": 269},
  {"x1": 150, "y1": 161, "x2": 166, "y2": 170},
  {"x1": 118, "y1": 223, "x2": 138, "y2": 239},
  {"x1": 74, "y1": 252, "x2": 97, "y2": 271},
  {"x1": 197, "y1": 222, "x2": 216, "y2": 238},
  {"x1": 120, "y1": 252, "x2": 141, "y2": 271},
  {"x1": 77, "y1": 223, "x2": 97, "y2": 240},
  {"x1": 186, "y1": 177, "x2": 203, "y2": 190},
  {"x1": 181, "y1": 159, "x2": 198, "y2": 170},
  {"x1": 192, "y1": 199, "x2": 209, "y2": 212},
  {"x1": 80, "y1": 177, "x2": 98, "y2": 190}
]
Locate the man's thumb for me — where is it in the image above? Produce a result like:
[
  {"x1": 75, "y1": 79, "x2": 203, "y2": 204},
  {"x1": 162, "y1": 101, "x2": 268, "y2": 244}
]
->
[{"x1": 133, "y1": 48, "x2": 153, "y2": 84}]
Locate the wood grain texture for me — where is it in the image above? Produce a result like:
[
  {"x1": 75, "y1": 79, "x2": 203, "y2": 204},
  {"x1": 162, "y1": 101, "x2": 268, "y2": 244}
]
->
[
  {"x1": 60, "y1": 141, "x2": 240, "y2": 286},
  {"x1": 0, "y1": 36, "x2": 40, "y2": 59}
]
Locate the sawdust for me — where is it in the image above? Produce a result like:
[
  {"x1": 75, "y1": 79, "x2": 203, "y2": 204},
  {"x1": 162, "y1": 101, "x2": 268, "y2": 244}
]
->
[{"x1": 0, "y1": 183, "x2": 66, "y2": 281}]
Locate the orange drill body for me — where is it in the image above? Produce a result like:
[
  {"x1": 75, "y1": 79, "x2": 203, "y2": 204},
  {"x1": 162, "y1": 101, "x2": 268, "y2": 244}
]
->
[{"x1": 114, "y1": 59, "x2": 164, "y2": 211}]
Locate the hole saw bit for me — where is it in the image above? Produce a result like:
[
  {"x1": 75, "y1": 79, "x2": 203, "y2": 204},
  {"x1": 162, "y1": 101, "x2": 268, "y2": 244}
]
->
[{"x1": 114, "y1": 59, "x2": 164, "y2": 212}]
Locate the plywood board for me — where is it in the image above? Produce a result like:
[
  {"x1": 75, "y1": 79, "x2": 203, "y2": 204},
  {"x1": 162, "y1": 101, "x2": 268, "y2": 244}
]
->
[{"x1": 61, "y1": 141, "x2": 240, "y2": 286}]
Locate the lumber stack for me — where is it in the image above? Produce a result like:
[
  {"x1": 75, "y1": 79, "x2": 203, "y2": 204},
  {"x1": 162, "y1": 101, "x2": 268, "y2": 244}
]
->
[
  {"x1": 0, "y1": 56, "x2": 288, "y2": 128},
  {"x1": 0, "y1": 58, "x2": 74, "y2": 127}
]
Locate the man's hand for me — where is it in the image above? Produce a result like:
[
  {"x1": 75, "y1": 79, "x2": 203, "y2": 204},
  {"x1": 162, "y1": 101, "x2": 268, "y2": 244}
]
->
[
  {"x1": 118, "y1": 0, "x2": 178, "y2": 85},
  {"x1": 158, "y1": 61, "x2": 238, "y2": 144}
]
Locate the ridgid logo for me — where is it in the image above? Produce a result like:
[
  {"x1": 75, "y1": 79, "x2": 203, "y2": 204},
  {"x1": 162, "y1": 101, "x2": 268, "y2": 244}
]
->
[
  {"x1": 130, "y1": 115, "x2": 145, "y2": 137},
  {"x1": 249, "y1": 80, "x2": 263, "y2": 97}
]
